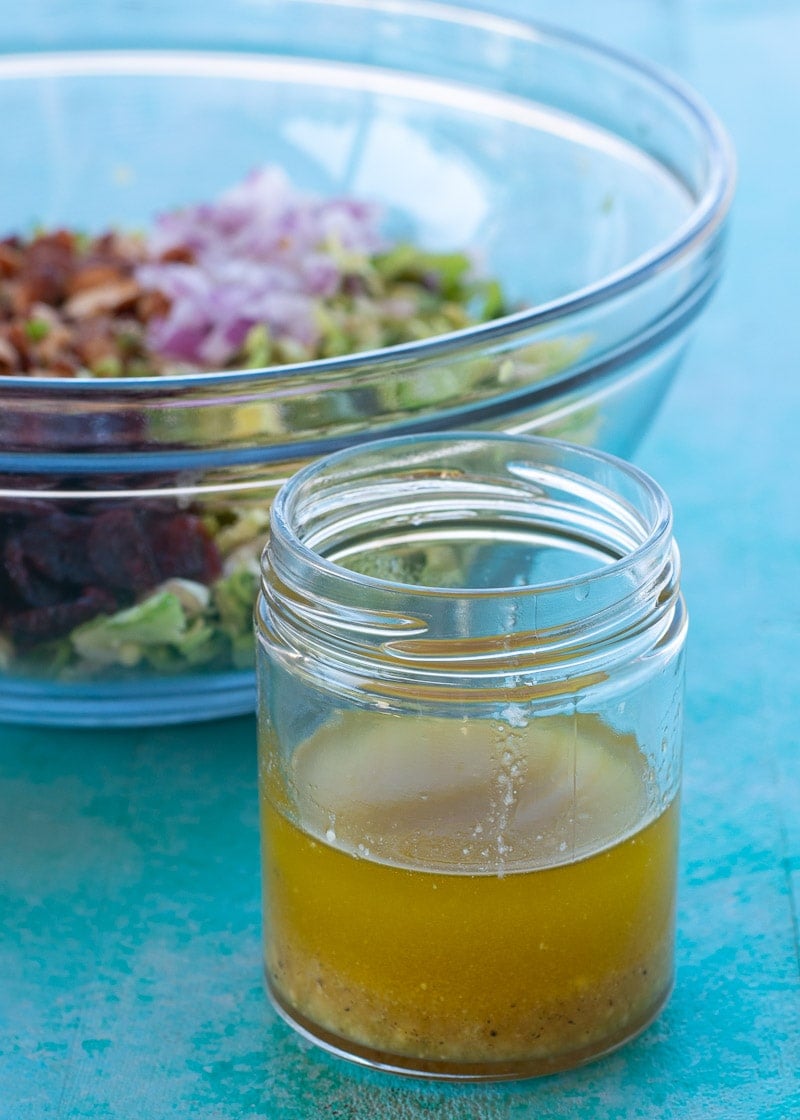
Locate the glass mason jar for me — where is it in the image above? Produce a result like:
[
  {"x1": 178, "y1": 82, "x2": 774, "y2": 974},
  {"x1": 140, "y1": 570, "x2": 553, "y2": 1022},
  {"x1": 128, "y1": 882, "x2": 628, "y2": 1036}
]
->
[{"x1": 256, "y1": 433, "x2": 687, "y2": 1080}]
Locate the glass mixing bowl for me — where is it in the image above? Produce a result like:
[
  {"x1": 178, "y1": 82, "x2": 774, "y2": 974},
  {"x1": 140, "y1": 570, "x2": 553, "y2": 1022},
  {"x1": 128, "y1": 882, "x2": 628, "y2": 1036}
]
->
[{"x1": 0, "y1": 0, "x2": 733, "y2": 725}]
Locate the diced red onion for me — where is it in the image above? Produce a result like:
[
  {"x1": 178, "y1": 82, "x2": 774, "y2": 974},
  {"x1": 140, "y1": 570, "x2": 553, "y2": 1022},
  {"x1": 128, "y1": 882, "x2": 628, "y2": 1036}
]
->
[{"x1": 137, "y1": 168, "x2": 385, "y2": 367}]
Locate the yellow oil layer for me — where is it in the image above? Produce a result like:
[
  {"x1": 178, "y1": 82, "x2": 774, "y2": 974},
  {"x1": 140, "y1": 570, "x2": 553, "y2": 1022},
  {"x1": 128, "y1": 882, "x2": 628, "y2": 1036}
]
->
[{"x1": 261, "y1": 712, "x2": 678, "y2": 1072}]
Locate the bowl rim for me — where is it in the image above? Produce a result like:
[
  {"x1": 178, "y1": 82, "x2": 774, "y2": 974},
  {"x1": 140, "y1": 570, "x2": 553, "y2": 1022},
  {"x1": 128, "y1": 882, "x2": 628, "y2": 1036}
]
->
[{"x1": 0, "y1": 0, "x2": 736, "y2": 393}]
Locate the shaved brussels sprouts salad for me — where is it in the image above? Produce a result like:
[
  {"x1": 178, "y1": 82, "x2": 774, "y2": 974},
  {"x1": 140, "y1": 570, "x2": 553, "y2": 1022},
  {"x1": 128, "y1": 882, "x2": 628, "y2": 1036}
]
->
[{"x1": 0, "y1": 168, "x2": 585, "y2": 681}]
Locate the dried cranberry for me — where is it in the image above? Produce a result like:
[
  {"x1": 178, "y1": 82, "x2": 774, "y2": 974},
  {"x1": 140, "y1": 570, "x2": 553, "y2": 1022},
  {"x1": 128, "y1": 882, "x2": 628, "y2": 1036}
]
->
[
  {"x1": 150, "y1": 513, "x2": 222, "y2": 584},
  {"x1": 87, "y1": 507, "x2": 160, "y2": 593},
  {"x1": 8, "y1": 585, "x2": 117, "y2": 647},
  {"x1": 0, "y1": 528, "x2": 16, "y2": 607},
  {"x1": 2, "y1": 535, "x2": 63, "y2": 608},
  {"x1": 18, "y1": 511, "x2": 96, "y2": 586},
  {"x1": 0, "y1": 489, "x2": 58, "y2": 517}
]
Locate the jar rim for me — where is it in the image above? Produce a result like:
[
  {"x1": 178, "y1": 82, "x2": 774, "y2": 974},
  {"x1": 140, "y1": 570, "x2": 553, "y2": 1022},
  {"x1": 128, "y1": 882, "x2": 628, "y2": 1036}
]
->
[
  {"x1": 259, "y1": 432, "x2": 684, "y2": 693},
  {"x1": 267, "y1": 432, "x2": 674, "y2": 600}
]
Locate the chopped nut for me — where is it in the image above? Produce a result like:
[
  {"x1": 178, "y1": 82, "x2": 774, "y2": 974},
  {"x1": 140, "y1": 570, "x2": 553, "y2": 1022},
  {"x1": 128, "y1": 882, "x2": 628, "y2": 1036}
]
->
[
  {"x1": 64, "y1": 278, "x2": 141, "y2": 319},
  {"x1": 66, "y1": 263, "x2": 132, "y2": 296},
  {"x1": 0, "y1": 241, "x2": 22, "y2": 278},
  {"x1": 0, "y1": 332, "x2": 19, "y2": 370}
]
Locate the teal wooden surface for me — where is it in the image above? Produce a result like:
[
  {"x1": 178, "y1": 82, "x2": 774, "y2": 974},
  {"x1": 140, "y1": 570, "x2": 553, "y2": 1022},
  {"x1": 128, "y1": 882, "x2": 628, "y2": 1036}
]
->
[{"x1": 2, "y1": 3, "x2": 800, "y2": 1117}]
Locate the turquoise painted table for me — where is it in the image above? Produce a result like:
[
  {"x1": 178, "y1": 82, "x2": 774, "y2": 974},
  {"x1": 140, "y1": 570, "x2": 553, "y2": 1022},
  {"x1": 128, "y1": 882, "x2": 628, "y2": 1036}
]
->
[{"x1": 2, "y1": 3, "x2": 799, "y2": 1117}]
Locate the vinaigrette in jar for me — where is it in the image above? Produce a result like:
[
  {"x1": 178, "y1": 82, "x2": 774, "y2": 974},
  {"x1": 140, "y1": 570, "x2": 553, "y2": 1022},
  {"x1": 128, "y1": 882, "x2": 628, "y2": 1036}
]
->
[{"x1": 261, "y1": 710, "x2": 678, "y2": 1077}]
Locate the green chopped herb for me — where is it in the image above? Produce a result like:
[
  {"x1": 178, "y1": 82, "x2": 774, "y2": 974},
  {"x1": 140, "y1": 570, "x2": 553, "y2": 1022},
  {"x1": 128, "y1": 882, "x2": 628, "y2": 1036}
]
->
[{"x1": 24, "y1": 318, "x2": 50, "y2": 342}]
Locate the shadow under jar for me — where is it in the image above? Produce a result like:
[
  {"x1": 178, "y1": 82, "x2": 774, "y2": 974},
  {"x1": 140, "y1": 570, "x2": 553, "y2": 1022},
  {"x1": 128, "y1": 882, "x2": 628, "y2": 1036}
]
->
[{"x1": 256, "y1": 432, "x2": 687, "y2": 1080}]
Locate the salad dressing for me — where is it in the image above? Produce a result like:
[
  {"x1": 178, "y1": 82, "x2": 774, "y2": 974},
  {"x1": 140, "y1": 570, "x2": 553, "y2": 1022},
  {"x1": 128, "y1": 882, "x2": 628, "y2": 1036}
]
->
[{"x1": 262, "y1": 712, "x2": 678, "y2": 1074}]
